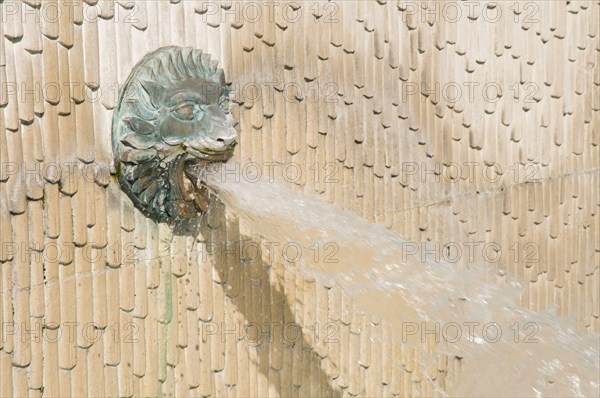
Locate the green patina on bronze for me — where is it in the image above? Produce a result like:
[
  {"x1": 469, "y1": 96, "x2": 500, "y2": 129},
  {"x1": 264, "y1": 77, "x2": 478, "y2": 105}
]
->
[{"x1": 112, "y1": 46, "x2": 237, "y2": 223}]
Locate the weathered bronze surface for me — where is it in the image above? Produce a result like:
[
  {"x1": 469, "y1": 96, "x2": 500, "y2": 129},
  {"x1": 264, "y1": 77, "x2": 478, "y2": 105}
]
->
[{"x1": 112, "y1": 46, "x2": 237, "y2": 222}]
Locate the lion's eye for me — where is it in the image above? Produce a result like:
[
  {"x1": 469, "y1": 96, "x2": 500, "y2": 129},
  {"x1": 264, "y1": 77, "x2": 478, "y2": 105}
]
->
[{"x1": 172, "y1": 101, "x2": 200, "y2": 120}]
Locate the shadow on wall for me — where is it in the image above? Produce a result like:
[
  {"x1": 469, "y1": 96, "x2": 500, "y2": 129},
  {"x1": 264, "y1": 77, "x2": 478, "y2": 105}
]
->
[{"x1": 200, "y1": 194, "x2": 343, "y2": 397}]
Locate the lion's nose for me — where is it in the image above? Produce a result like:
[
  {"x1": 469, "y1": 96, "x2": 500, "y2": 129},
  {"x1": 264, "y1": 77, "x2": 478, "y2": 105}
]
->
[
  {"x1": 205, "y1": 105, "x2": 238, "y2": 148},
  {"x1": 216, "y1": 136, "x2": 236, "y2": 147}
]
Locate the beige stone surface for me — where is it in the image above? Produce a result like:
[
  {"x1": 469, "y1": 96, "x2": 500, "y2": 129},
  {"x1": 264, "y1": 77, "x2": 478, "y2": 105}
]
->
[{"x1": 0, "y1": 0, "x2": 599, "y2": 396}]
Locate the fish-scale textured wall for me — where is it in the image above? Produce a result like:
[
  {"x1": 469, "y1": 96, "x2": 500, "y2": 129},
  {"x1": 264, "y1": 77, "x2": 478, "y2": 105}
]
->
[{"x1": 0, "y1": 0, "x2": 598, "y2": 396}]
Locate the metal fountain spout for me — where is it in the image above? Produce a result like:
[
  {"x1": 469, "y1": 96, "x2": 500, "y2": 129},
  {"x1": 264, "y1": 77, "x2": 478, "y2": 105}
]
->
[{"x1": 111, "y1": 46, "x2": 237, "y2": 223}]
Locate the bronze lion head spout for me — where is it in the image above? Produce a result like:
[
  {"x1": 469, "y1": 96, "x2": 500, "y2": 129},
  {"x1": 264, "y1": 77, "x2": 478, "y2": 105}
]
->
[{"x1": 112, "y1": 46, "x2": 237, "y2": 223}]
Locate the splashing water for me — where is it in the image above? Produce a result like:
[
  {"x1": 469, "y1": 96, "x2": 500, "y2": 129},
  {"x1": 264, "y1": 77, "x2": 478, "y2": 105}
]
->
[{"x1": 200, "y1": 165, "x2": 599, "y2": 397}]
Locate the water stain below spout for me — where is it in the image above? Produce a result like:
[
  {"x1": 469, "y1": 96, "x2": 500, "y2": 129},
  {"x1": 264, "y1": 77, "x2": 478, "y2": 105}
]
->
[{"x1": 199, "y1": 167, "x2": 599, "y2": 397}]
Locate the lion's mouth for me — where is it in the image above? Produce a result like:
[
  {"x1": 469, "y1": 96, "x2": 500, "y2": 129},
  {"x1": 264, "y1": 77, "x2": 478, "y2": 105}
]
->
[
  {"x1": 180, "y1": 147, "x2": 234, "y2": 213},
  {"x1": 184, "y1": 145, "x2": 236, "y2": 161}
]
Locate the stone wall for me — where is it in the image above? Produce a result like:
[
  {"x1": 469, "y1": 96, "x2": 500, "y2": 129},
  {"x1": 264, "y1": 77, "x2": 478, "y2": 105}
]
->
[{"x1": 1, "y1": 1, "x2": 598, "y2": 396}]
